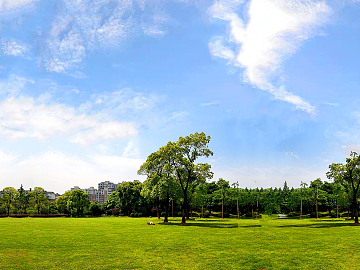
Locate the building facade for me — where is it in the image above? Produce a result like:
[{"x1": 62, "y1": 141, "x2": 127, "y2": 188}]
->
[{"x1": 70, "y1": 181, "x2": 122, "y2": 204}]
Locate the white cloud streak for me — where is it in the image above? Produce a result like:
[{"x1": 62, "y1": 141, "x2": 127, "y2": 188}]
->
[{"x1": 209, "y1": 0, "x2": 331, "y2": 114}]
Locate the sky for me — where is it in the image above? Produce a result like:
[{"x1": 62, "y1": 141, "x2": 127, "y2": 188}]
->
[{"x1": 0, "y1": 0, "x2": 360, "y2": 193}]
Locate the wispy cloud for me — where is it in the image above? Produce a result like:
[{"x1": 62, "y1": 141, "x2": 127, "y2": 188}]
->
[
  {"x1": 200, "y1": 101, "x2": 221, "y2": 106},
  {"x1": 285, "y1": 151, "x2": 299, "y2": 159},
  {"x1": 1, "y1": 38, "x2": 30, "y2": 57},
  {"x1": 208, "y1": 0, "x2": 331, "y2": 114},
  {"x1": 0, "y1": 74, "x2": 34, "y2": 96},
  {"x1": 0, "y1": 0, "x2": 35, "y2": 11},
  {"x1": 40, "y1": 0, "x2": 171, "y2": 74}
]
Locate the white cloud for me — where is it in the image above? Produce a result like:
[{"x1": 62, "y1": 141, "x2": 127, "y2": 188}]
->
[
  {"x1": 0, "y1": 0, "x2": 35, "y2": 11},
  {"x1": 69, "y1": 121, "x2": 138, "y2": 147},
  {"x1": 41, "y1": 0, "x2": 170, "y2": 73},
  {"x1": 1, "y1": 38, "x2": 30, "y2": 57},
  {"x1": 0, "y1": 149, "x2": 145, "y2": 193},
  {"x1": 200, "y1": 101, "x2": 221, "y2": 106},
  {"x1": 285, "y1": 151, "x2": 299, "y2": 159},
  {"x1": 0, "y1": 74, "x2": 34, "y2": 96},
  {"x1": 209, "y1": 0, "x2": 331, "y2": 114},
  {"x1": 123, "y1": 141, "x2": 140, "y2": 158},
  {"x1": 0, "y1": 96, "x2": 138, "y2": 145}
]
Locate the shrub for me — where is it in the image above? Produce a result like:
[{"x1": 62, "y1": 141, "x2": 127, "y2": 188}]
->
[
  {"x1": 177, "y1": 211, "x2": 183, "y2": 217},
  {"x1": 112, "y1": 208, "x2": 120, "y2": 216},
  {"x1": 130, "y1": 212, "x2": 136, "y2": 217},
  {"x1": 287, "y1": 212, "x2": 298, "y2": 217},
  {"x1": 161, "y1": 212, "x2": 166, "y2": 217},
  {"x1": 203, "y1": 211, "x2": 210, "y2": 218},
  {"x1": 340, "y1": 212, "x2": 349, "y2": 218},
  {"x1": 310, "y1": 212, "x2": 322, "y2": 218},
  {"x1": 245, "y1": 212, "x2": 253, "y2": 218},
  {"x1": 218, "y1": 212, "x2": 230, "y2": 218},
  {"x1": 330, "y1": 212, "x2": 337, "y2": 218},
  {"x1": 137, "y1": 212, "x2": 145, "y2": 217}
]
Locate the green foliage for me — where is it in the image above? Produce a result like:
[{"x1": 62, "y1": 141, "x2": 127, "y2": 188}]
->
[
  {"x1": 117, "y1": 181, "x2": 143, "y2": 216},
  {"x1": 1, "y1": 187, "x2": 19, "y2": 216},
  {"x1": 69, "y1": 189, "x2": 90, "y2": 217}
]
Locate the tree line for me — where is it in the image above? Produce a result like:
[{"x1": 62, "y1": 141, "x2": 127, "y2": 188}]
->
[{"x1": 2, "y1": 133, "x2": 360, "y2": 225}]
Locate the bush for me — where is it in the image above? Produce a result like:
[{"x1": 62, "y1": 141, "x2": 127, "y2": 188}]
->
[
  {"x1": 177, "y1": 211, "x2": 183, "y2": 217},
  {"x1": 9, "y1": 214, "x2": 29, "y2": 218},
  {"x1": 218, "y1": 212, "x2": 230, "y2": 218},
  {"x1": 130, "y1": 212, "x2": 136, "y2": 217},
  {"x1": 287, "y1": 212, "x2": 298, "y2": 217},
  {"x1": 341, "y1": 212, "x2": 349, "y2": 218},
  {"x1": 112, "y1": 208, "x2": 120, "y2": 216},
  {"x1": 310, "y1": 212, "x2": 322, "y2": 218},
  {"x1": 161, "y1": 212, "x2": 166, "y2": 217},
  {"x1": 245, "y1": 212, "x2": 253, "y2": 218},
  {"x1": 137, "y1": 212, "x2": 145, "y2": 217},
  {"x1": 203, "y1": 211, "x2": 210, "y2": 218},
  {"x1": 330, "y1": 212, "x2": 337, "y2": 218}
]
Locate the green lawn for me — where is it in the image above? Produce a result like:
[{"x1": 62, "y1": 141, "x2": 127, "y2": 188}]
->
[{"x1": 0, "y1": 215, "x2": 359, "y2": 269}]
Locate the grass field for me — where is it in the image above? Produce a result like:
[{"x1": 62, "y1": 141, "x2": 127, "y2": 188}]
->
[{"x1": 0, "y1": 215, "x2": 359, "y2": 269}]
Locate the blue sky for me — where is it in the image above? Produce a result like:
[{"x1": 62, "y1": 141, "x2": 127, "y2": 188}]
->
[{"x1": 0, "y1": 0, "x2": 360, "y2": 193}]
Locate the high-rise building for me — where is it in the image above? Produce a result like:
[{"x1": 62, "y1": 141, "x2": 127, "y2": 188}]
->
[{"x1": 70, "y1": 181, "x2": 123, "y2": 204}]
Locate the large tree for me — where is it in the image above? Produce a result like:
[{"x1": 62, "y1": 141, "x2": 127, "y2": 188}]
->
[
  {"x1": 29, "y1": 187, "x2": 48, "y2": 214},
  {"x1": 140, "y1": 132, "x2": 213, "y2": 224},
  {"x1": 327, "y1": 151, "x2": 360, "y2": 224},
  {"x1": 1, "y1": 187, "x2": 19, "y2": 216},
  {"x1": 69, "y1": 189, "x2": 90, "y2": 217},
  {"x1": 117, "y1": 181, "x2": 143, "y2": 216}
]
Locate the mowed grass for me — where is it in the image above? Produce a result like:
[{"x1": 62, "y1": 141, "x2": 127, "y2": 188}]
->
[{"x1": 0, "y1": 216, "x2": 359, "y2": 269}]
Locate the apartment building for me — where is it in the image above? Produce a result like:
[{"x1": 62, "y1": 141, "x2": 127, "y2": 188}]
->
[{"x1": 70, "y1": 181, "x2": 123, "y2": 204}]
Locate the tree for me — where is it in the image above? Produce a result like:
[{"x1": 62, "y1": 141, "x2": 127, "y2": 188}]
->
[
  {"x1": 17, "y1": 184, "x2": 29, "y2": 214},
  {"x1": 139, "y1": 132, "x2": 213, "y2": 224},
  {"x1": 139, "y1": 146, "x2": 180, "y2": 223},
  {"x1": 56, "y1": 191, "x2": 71, "y2": 215},
  {"x1": 299, "y1": 181, "x2": 308, "y2": 219},
  {"x1": 89, "y1": 202, "x2": 103, "y2": 217},
  {"x1": 1, "y1": 187, "x2": 19, "y2": 216},
  {"x1": 29, "y1": 187, "x2": 48, "y2": 214},
  {"x1": 214, "y1": 178, "x2": 229, "y2": 219},
  {"x1": 232, "y1": 181, "x2": 240, "y2": 219},
  {"x1": 69, "y1": 189, "x2": 90, "y2": 217},
  {"x1": 172, "y1": 132, "x2": 213, "y2": 224},
  {"x1": 103, "y1": 190, "x2": 120, "y2": 213},
  {"x1": 117, "y1": 181, "x2": 143, "y2": 216},
  {"x1": 327, "y1": 151, "x2": 360, "y2": 224}
]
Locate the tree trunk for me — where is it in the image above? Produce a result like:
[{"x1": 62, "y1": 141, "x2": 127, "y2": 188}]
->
[
  {"x1": 182, "y1": 190, "x2": 188, "y2": 224},
  {"x1": 237, "y1": 195, "x2": 239, "y2": 219},
  {"x1": 300, "y1": 191, "x2": 303, "y2": 220},
  {"x1": 164, "y1": 193, "x2": 170, "y2": 223},
  {"x1": 336, "y1": 198, "x2": 338, "y2": 219},
  {"x1": 353, "y1": 192, "x2": 359, "y2": 224},
  {"x1": 221, "y1": 197, "x2": 224, "y2": 219}
]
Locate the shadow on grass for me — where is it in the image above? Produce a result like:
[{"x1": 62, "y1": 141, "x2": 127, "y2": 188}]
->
[
  {"x1": 277, "y1": 221, "x2": 356, "y2": 228},
  {"x1": 160, "y1": 222, "x2": 239, "y2": 228}
]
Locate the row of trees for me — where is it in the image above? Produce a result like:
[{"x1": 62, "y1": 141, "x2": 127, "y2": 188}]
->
[
  {"x1": 0, "y1": 185, "x2": 53, "y2": 216},
  {"x1": 3, "y1": 133, "x2": 360, "y2": 225},
  {"x1": 0, "y1": 186, "x2": 96, "y2": 217}
]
